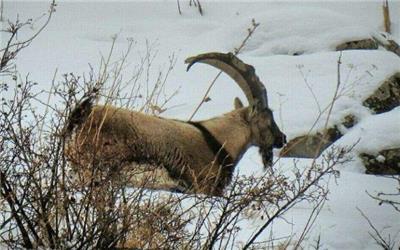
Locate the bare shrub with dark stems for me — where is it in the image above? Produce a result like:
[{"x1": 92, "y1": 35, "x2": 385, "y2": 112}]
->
[
  {"x1": 177, "y1": 0, "x2": 203, "y2": 16},
  {"x1": 0, "y1": 1, "x2": 55, "y2": 76},
  {"x1": 1, "y1": 3, "x2": 355, "y2": 249},
  {"x1": 357, "y1": 175, "x2": 400, "y2": 250}
]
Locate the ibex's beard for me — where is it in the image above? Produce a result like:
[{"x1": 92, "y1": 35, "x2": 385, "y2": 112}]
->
[{"x1": 260, "y1": 146, "x2": 273, "y2": 170}]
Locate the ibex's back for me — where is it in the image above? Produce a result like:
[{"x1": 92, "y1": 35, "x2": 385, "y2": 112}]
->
[{"x1": 65, "y1": 52, "x2": 286, "y2": 196}]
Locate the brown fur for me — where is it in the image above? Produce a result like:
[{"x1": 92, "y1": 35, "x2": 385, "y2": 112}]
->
[{"x1": 65, "y1": 104, "x2": 252, "y2": 196}]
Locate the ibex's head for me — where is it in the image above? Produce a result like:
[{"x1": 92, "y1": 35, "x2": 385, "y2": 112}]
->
[{"x1": 186, "y1": 52, "x2": 287, "y2": 168}]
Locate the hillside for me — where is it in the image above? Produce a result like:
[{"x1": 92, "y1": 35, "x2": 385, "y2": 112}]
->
[{"x1": 2, "y1": 1, "x2": 400, "y2": 249}]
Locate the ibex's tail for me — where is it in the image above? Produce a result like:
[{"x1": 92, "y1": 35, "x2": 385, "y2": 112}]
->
[{"x1": 65, "y1": 97, "x2": 94, "y2": 135}]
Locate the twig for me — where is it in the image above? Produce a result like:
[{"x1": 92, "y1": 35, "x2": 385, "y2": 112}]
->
[
  {"x1": 358, "y1": 207, "x2": 395, "y2": 250},
  {"x1": 0, "y1": 0, "x2": 55, "y2": 54},
  {"x1": 383, "y1": 0, "x2": 391, "y2": 34},
  {"x1": 0, "y1": 171, "x2": 33, "y2": 248},
  {"x1": 177, "y1": 0, "x2": 182, "y2": 15},
  {"x1": 0, "y1": 0, "x2": 4, "y2": 22},
  {"x1": 197, "y1": 0, "x2": 203, "y2": 16}
]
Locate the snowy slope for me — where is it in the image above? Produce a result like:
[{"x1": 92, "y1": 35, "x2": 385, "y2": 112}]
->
[{"x1": 2, "y1": 1, "x2": 400, "y2": 249}]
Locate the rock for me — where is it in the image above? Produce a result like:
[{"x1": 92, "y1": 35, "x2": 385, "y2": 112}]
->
[
  {"x1": 360, "y1": 148, "x2": 400, "y2": 175},
  {"x1": 342, "y1": 114, "x2": 358, "y2": 129},
  {"x1": 280, "y1": 72, "x2": 400, "y2": 159},
  {"x1": 336, "y1": 39, "x2": 378, "y2": 51},
  {"x1": 363, "y1": 72, "x2": 400, "y2": 114},
  {"x1": 280, "y1": 113, "x2": 358, "y2": 158},
  {"x1": 280, "y1": 126, "x2": 341, "y2": 158},
  {"x1": 372, "y1": 33, "x2": 400, "y2": 57}
]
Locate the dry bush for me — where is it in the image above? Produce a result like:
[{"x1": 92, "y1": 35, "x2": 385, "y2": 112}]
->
[
  {"x1": 0, "y1": 46, "x2": 182, "y2": 249},
  {"x1": 0, "y1": 6, "x2": 182, "y2": 247}
]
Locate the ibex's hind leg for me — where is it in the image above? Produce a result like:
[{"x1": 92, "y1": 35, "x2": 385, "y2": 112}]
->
[{"x1": 122, "y1": 163, "x2": 188, "y2": 193}]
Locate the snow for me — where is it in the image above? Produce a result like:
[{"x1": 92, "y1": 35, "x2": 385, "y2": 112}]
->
[
  {"x1": 334, "y1": 106, "x2": 400, "y2": 172},
  {"x1": 2, "y1": 1, "x2": 400, "y2": 249},
  {"x1": 344, "y1": 106, "x2": 400, "y2": 154},
  {"x1": 206, "y1": 6, "x2": 378, "y2": 56},
  {"x1": 246, "y1": 50, "x2": 400, "y2": 138}
]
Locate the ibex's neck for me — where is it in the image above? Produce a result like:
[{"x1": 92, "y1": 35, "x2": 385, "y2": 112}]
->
[{"x1": 197, "y1": 108, "x2": 251, "y2": 162}]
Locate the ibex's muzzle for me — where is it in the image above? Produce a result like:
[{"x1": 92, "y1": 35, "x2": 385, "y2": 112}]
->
[{"x1": 273, "y1": 132, "x2": 287, "y2": 148}]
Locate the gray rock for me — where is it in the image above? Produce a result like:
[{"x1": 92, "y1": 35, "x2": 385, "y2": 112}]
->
[
  {"x1": 336, "y1": 39, "x2": 378, "y2": 51},
  {"x1": 342, "y1": 114, "x2": 358, "y2": 129},
  {"x1": 360, "y1": 148, "x2": 400, "y2": 175},
  {"x1": 363, "y1": 72, "x2": 400, "y2": 114},
  {"x1": 280, "y1": 127, "x2": 341, "y2": 158}
]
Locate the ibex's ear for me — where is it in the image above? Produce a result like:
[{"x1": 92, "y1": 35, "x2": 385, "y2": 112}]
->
[{"x1": 234, "y1": 97, "x2": 244, "y2": 109}]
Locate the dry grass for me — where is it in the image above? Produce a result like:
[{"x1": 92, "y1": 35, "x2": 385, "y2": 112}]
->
[{"x1": 383, "y1": 0, "x2": 391, "y2": 34}]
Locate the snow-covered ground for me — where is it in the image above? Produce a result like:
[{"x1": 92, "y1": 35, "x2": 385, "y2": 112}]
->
[{"x1": 2, "y1": 1, "x2": 400, "y2": 249}]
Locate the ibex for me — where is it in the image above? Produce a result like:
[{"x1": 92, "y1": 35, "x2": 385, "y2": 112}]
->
[{"x1": 65, "y1": 52, "x2": 286, "y2": 196}]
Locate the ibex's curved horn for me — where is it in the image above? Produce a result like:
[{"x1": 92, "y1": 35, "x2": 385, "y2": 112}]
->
[{"x1": 185, "y1": 52, "x2": 268, "y2": 108}]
